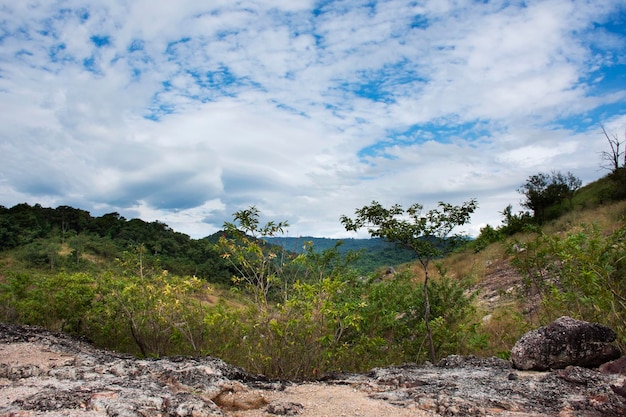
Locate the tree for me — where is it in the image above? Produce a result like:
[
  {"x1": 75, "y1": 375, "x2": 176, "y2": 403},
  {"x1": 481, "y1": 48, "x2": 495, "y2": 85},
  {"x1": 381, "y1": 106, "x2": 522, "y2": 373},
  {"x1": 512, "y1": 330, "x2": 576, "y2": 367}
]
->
[
  {"x1": 518, "y1": 171, "x2": 581, "y2": 224},
  {"x1": 340, "y1": 199, "x2": 477, "y2": 363},
  {"x1": 218, "y1": 206, "x2": 289, "y2": 308},
  {"x1": 599, "y1": 125, "x2": 626, "y2": 198},
  {"x1": 599, "y1": 125, "x2": 626, "y2": 173},
  {"x1": 499, "y1": 204, "x2": 533, "y2": 236}
]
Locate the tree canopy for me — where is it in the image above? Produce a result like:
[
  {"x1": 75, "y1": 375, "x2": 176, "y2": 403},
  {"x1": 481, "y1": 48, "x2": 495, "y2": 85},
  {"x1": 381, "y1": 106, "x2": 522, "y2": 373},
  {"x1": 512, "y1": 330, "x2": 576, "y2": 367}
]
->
[
  {"x1": 518, "y1": 171, "x2": 581, "y2": 224},
  {"x1": 341, "y1": 199, "x2": 478, "y2": 363}
]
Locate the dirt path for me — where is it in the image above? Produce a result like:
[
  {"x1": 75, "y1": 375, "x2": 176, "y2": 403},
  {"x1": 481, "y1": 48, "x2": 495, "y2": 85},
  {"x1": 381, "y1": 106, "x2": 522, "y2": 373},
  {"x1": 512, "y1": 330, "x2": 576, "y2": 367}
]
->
[{"x1": 224, "y1": 382, "x2": 428, "y2": 417}]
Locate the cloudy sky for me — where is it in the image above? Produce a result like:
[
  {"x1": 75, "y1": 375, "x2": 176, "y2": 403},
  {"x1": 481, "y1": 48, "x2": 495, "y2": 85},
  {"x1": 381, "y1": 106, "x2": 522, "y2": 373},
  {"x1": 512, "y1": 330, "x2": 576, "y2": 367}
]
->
[{"x1": 1, "y1": 0, "x2": 625, "y2": 239}]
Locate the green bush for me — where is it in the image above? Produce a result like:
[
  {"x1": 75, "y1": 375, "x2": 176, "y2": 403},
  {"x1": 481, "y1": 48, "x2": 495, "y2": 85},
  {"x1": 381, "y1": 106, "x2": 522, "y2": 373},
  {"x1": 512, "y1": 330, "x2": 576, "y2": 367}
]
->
[
  {"x1": 87, "y1": 272, "x2": 208, "y2": 357},
  {"x1": 511, "y1": 224, "x2": 626, "y2": 351}
]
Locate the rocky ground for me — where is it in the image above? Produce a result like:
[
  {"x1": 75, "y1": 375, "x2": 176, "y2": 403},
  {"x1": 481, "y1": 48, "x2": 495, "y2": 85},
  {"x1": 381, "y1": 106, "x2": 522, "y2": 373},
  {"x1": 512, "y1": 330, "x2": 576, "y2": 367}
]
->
[{"x1": 1, "y1": 323, "x2": 625, "y2": 417}]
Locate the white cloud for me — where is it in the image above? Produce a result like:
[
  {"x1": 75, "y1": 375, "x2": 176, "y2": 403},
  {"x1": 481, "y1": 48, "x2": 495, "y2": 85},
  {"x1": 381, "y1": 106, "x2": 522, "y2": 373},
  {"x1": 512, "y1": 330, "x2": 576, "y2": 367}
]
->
[{"x1": 0, "y1": 0, "x2": 624, "y2": 239}]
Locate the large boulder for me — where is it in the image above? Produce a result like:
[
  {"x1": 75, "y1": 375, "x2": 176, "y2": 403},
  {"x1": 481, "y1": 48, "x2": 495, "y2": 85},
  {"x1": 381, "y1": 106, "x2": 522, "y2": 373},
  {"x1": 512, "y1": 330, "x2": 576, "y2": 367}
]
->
[{"x1": 511, "y1": 316, "x2": 621, "y2": 371}]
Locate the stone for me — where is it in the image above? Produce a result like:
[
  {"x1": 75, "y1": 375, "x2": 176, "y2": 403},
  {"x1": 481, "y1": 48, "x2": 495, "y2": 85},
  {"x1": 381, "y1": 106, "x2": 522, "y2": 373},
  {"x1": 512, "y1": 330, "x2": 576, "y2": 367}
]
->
[
  {"x1": 601, "y1": 356, "x2": 626, "y2": 376},
  {"x1": 511, "y1": 316, "x2": 621, "y2": 371},
  {"x1": 1, "y1": 323, "x2": 626, "y2": 416}
]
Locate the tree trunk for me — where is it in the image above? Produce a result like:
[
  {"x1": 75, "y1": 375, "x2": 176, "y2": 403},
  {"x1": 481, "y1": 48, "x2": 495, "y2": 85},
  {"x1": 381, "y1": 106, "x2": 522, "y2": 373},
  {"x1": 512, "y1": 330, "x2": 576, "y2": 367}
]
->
[{"x1": 422, "y1": 263, "x2": 436, "y2": 363}]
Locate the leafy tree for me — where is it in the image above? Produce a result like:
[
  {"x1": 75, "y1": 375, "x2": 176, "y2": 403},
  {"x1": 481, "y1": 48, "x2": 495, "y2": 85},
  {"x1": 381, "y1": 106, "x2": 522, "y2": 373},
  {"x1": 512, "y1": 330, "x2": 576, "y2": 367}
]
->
[
  {"x1": 518, "y1": 171, "x2": 581, "y2": 223},
  {"x1": 0, "y1": 206, "x2": 21, "y2": 250},
  {"x1": 52, "y1": 205, "x2": 91, "y2": 241},
  {"x1": 218, "y1": 206, "x2": 289, "y2": 307},
  {"x1": 340, "y1": 199, "x2": 477, "y2": 363},
  {"x1": 87, "y1": 212, "x2": 126, "y2": 237},
  {"x1": 5, "y1": 203, "x2": 49, "y2": 246},
  {"x1": 68, "y1": 234, "x2": 89, "y2": 266},
  {"x1": 497, "y1": 204, "x2": 534, "y2": 236},
  {"x1": 470, "y1": 224, "x2": 501, "y2": 253},
  {"x1": 212, "y1": 208, "x2": 369, "y2": 378}
]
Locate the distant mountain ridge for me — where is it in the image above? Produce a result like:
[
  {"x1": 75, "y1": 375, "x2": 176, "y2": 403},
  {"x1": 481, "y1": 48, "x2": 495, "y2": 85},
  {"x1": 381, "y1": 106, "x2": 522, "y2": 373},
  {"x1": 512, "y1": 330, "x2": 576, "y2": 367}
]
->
[
  {"x1": 264, "y1": 236, "x2": 398, "y2": 253},
  {"x1": 264, "y1": 236, "x2": 417, "y2": 271}
]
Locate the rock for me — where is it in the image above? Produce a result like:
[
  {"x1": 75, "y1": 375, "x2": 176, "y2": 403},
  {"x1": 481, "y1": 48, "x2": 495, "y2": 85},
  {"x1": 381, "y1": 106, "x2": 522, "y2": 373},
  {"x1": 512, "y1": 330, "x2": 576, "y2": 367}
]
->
[
  {"x1": 0, "y1": 323, "x2": 258, "y2": 416},
  {"x1": 1, "y1": 323, "x2": 626, "y2": 416},
  {"x1": 511, "y1": 316, "x2": 621, "y2": 371},
  {"x1": 349, "y1": 357, "x2": 626, "y2": 416},
  {"x1": 612, "y1": 381, "x2": 626, "y2": 398},
  {"x1": 211, "y1": 381, "x2": 269, "y2": 410},
  {"x1": 601, "y1": 356, "x2": 626, "y2": 375}
]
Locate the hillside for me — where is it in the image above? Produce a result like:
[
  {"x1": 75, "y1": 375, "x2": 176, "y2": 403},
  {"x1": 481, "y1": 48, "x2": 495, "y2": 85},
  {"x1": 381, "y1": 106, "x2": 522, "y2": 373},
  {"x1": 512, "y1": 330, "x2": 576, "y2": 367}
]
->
[
  {"x1": 0, "y1": 204, "x2": 236, "y2": 284},
  {"x1": 0, "y1": 170, "x2": 625, "y2": 380},
  {"x1": 0, "y1": 204, "x2": 419, "y2": 282}
]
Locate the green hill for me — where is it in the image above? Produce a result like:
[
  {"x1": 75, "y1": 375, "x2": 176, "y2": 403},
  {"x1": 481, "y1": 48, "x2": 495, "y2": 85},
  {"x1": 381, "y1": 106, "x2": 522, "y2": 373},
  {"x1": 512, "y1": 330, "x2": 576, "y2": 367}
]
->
[
  {"x1": 0, "y1": 204, "x2": 234, "y2": 284},
  {"x1": 0, "y1": 203, "x2": 418, "y2": 282}
]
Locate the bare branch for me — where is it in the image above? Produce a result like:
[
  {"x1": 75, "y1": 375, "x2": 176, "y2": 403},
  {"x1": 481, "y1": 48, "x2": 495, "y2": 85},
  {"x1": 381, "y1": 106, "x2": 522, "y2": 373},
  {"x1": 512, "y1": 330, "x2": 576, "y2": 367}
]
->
[{"x1": 599, "y1": 125, "x2": 623, "y2": 173}]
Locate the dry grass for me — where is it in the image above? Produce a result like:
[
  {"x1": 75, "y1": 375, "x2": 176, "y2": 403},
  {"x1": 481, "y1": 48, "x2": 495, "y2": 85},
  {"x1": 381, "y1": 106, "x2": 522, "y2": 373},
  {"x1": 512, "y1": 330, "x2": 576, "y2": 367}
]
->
[
  {"x1": 543, "y1": 200, "x2": 626, "y2": 235},
  {"x1": 431, "y1": 200, "x2": 626, "y2": 293}
]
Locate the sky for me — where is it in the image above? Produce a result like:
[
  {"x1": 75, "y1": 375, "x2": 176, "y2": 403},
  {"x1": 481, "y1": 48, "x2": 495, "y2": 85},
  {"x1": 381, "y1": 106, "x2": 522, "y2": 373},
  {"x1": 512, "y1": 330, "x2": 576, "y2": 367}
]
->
[{"x1": 1, "y1": 0, "x2": 625, "y2": 240}]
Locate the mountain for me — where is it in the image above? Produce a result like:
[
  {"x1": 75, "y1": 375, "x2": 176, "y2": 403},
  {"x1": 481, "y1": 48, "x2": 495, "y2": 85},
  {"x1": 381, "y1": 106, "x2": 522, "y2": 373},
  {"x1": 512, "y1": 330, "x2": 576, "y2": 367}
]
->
[{"x1": 265, "y1": 236, "x2": 417, "y2": 272}]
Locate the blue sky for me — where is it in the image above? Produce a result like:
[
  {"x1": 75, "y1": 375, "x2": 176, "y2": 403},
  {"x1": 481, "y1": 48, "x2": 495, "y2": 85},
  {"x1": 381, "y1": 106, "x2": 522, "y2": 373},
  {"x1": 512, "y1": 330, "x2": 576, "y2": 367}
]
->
[{"x1": 1, "y1": 0, "x2": 625, "y2": 239}]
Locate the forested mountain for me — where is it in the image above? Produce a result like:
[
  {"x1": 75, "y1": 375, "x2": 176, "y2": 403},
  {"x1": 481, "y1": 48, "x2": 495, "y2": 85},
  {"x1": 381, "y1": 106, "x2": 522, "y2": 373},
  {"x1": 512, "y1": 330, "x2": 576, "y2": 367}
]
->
[
  {"x1": 0, "y1": 203, "x2": 417, "y2": 281},
  {"x1": 0, "y1": 203, "x2": 233, "y2": 283}
]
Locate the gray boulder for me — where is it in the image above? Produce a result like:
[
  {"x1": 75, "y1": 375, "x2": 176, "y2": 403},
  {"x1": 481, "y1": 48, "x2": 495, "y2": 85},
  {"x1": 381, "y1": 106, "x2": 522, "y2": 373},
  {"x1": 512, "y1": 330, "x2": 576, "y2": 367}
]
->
[{"x1": 511, "y1": 316, "x2": 621, "y2": 371}]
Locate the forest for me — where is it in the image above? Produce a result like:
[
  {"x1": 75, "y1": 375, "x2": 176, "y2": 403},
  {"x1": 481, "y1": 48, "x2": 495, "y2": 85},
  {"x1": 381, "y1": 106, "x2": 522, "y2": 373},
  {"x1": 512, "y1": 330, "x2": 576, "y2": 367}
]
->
[{"x1": 1, "y1": 166, "x2": 625, "y2": 380}]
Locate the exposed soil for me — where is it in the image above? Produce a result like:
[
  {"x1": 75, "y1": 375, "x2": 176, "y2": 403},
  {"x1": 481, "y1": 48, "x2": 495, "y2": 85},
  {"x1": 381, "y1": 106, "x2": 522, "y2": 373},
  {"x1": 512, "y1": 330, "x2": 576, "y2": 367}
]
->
[{"x1": 473, "y1": 257, "x2": 525, "y2": 309}]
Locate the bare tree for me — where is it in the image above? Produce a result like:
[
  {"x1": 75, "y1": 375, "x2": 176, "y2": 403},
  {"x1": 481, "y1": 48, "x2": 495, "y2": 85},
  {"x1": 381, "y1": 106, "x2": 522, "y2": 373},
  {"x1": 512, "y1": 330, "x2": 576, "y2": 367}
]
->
[
  {"x1": 600, "y1": 125, "x2": 626, "y2": 173},
  {"x1": 599, "y1": 125, "x2": 626, "y2": 198}
]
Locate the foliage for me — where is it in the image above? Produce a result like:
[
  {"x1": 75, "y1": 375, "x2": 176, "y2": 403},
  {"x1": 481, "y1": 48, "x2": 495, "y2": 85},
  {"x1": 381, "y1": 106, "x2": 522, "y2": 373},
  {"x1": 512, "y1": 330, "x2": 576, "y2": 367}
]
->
[
  {"x1": 468, "y1": 205, "x2": 534, "y2": 250},
  {"x1": 0, "y1": 270, "x2": 99, "y2": 334},
  {"x1": 92, "y1": 272, "x2": 208, "y2": 356},
  {"x1": 4, "y1": 168, "x2": 626, "y2": 381},
  {"x1": 0, "y1": 203, "x2": 485, "y2": 378},
  {"x1": 0, "y1": 267, "x2": 210, "y2": 357},
  {"x1": 510, "y1": 223, "x2": 626, "y2": 351},
  {"x1": 468, "y1": 224, "x2": 502, "y2": 253},
  {"x1": 218, "y1": 206, "x2": 290, "y2": 306},
  {"x1": 0, "y1": 203, "x2": 233, "y2": 284},
  {"x1": 498, "y1": 204, "x2": 535, "y2": 236},
  {"x1": 212, "y1": 209, "x2": 372, "y2": 378},
  {"x1": 341, "y1": 199, "x2": 478, "y2": 363},
  {"x1": 518, "y1": 171, "x2": 581, "y2": 224}
]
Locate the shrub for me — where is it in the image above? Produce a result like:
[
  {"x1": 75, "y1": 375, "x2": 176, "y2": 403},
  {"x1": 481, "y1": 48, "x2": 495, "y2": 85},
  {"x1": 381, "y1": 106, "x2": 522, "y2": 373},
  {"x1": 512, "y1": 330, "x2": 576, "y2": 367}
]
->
[{"x1": 511, "y1": 224, "x2": 626, "y2": 351}]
